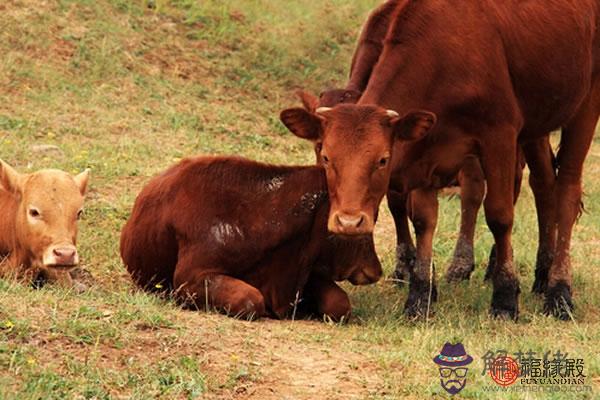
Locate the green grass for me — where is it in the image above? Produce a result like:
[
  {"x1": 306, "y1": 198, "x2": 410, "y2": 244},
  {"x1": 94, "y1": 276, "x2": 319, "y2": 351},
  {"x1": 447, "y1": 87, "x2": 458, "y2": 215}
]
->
[{"x1": 1, "y1": 0, "x2": 599, "y2": 398}]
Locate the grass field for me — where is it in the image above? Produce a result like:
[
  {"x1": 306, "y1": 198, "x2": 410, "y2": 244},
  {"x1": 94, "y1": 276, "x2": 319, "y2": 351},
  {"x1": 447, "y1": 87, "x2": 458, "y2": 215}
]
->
[{"x1": 0, "y1": 1, "x2": 599, "y2": 398}]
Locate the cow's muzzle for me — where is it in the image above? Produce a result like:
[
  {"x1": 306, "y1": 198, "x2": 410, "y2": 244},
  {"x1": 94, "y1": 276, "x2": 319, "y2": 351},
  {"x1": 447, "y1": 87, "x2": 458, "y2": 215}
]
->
[
  {"x1": 328, "y1": 211, "x2": 373, "y2": 235},
  {"x1": 43, "y1": 245, "x2": 79, "y2": 269}
]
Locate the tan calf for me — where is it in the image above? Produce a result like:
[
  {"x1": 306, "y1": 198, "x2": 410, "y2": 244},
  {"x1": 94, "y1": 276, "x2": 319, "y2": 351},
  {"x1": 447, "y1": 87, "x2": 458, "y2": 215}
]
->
[{"x1": 0, "y1": 160, "x2": 89, "y2": 288}]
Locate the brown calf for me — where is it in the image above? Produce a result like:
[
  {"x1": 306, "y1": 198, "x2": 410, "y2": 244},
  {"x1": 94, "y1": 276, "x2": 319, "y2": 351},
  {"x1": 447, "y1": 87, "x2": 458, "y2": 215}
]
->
[
  {"x1": 0, "y1": 160, "x2": 89, "y2": 288},
  {"x1": 281, "y1": 0, "x2": 599, "y2": 320},
  {"x1": 120, "y1": 156, "x2": 382, "y2": 320}
]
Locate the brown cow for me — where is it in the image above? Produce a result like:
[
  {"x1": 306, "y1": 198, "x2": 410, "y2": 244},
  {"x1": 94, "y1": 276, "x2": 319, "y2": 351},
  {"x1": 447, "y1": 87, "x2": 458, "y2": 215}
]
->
[
  {"x1": 298, "y1": 0, "x2": 488, "y2": 288},
  {"x1": 0, "y1": 160, "x2": 90, "y2": 288},
  {"x1": 120, "y1": 156, "x2": 382, "y2": 321},
  {"x1": 281, "y1": 0, "x2": 598, "y2": 320}
]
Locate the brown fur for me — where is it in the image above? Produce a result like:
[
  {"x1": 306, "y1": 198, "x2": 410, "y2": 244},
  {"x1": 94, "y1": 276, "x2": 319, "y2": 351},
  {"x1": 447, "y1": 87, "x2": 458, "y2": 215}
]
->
[
  {"x1": 120, "y1": 156, "x2": 382, "y2": 321},
  {"x1": 0, "y1": 160, "x2": 89, "y2": 287},
  {"x1": 281, "y1": 0, "x2": 600, "y2": 320}
]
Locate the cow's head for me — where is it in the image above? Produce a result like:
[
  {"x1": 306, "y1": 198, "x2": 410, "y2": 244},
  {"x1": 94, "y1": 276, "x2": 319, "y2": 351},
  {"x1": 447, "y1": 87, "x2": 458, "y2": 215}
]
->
[
  {"x1": 0, "y1": 160, "x2": 90, "y2": 270},
  {"x1": 280, "y1": 102, "x2": 435, "y2": 235},
  {"x1": 294, "y1": 90, "x2": 363, "y2": 164}
]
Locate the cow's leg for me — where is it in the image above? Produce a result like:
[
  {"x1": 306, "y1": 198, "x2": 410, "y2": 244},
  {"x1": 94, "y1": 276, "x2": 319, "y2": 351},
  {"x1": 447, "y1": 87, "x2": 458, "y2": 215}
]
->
[
  {"x1": 302, "y1": 273, "x2": 351, "y2": 322},
  {"x1": 404, "y1": 187, "x2": 438, "y2": 317},
  {"x1": 546, "y1": 85, "x2": 599, "y2": 320},
  {"x1": 521, "y1": 137, "x2": 557, "y2": 294},
  {"x1": 387, "y1": 190, "x2": 415, "y2": 285},
  {"x1": 483, "y1": 148, "x2": 526, "y2": 281},
  {"x1": 480, "y1": 127, "x2": 520, "y2": 319},
  {"x1": 173, "y1": 263, "x2": 265, "y2": 319},
  {"x1": 446, "y1": 157, "x2": 485, "y2": 282}
]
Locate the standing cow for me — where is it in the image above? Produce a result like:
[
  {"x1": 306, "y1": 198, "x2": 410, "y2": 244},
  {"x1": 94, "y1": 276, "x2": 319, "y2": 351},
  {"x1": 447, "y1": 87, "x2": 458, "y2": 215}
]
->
[
  {"x1": 120, "y1": 156, "x2": 382, "y2": 321},
  {"x1": 281, "y1": 0, "x2": 598, "y2": 320},
  {"x1": 301, "y1": 0, "x2": 514, "y2": 291},
  {"x1": 0, "y1": 160, "x2": 90, "y2": 288}
]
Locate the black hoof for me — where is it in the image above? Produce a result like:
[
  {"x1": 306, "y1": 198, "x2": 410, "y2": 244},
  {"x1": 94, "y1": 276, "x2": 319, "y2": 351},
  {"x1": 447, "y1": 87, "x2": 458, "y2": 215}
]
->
[
  {"x1": 445, "y1": 260, "x2": 475, "y2": 283},
  {"x1": 484, "y1": 245, "x2": 496, "y2": 281},
  {"x1": 31, "y1": 273, "x2": 48, "y2": 289},
  {"x1": 404, "y1": 280, "x2": 437, "y2": 318},
  {"x1": 490, "y1": 282, "x2": 520, "y2": 321},
  {"x1": 544, "y1": 282, "x2": 574, "y2": 321}
]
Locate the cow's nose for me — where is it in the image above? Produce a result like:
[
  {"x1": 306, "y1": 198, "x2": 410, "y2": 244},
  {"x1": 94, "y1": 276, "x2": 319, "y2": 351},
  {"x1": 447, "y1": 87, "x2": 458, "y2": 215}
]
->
[
  {"x1": 335, "y1": 213, "x2": 364, "y2": 229},
  {"x1": 52, "y1": 247, "x2": 77, "y2": 265}
]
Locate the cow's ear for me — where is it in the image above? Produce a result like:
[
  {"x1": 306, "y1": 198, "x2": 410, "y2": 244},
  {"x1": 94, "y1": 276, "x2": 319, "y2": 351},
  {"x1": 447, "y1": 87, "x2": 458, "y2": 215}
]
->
[
  {"x1": 0, "y1": 159, "x2": 23, "y2": 195},
  {"x1": 280, "y1": 107, "x2": 323, "y2": 141},
  {"x1": 73, "y1": 169, "x2": 90, "y2": 196},
  {"x1": 390, "y1": 110, "x2": 436, "y2": 141},
  {"x1": 296, "y1": 90, "x2": 319, "y2": 112}
]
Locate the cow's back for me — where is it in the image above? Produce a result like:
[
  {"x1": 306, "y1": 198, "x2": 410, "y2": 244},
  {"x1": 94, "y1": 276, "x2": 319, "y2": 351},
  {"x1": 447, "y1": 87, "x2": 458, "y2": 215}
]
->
[
  {"x1": 121, "y1": 157, "x2": 328, "y2": 291},
  {"x1": 486, "y1": 0, "x2": 598, "y2": 133},
  {"x1": 363, "y1": 0, "x2": 599, "y2": 135}
]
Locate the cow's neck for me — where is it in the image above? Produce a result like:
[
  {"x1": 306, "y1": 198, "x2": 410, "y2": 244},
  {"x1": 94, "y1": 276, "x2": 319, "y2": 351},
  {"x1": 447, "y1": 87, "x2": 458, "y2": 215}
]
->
[{"x1": 359, "y1": 46, "x2": 431, "y2": 115}]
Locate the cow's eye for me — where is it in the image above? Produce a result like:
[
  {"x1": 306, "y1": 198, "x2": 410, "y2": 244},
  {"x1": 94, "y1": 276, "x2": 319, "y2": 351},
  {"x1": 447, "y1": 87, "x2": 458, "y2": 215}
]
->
[
  {"x1": 28, "y1": 208, "x2": 41, "y2": 218},
  {"x1": 322, "y1": 154, "x2": 330, "y2": 166},
  {"x1": 378, "y1": 157, "x2": 390, "y2": 168},
  {"x1": 76, "y1": 209, "x2": 84, "y2": 220}
]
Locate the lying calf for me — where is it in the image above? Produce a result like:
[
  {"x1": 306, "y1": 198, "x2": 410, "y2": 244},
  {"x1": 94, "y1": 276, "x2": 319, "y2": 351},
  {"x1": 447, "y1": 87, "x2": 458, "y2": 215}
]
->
[
  {"x1": 0, "y1": 160, "x2": 90, "y2": 288},
  {"x1": 120, "y1": 156, "x2": 382, "y2": 320}
]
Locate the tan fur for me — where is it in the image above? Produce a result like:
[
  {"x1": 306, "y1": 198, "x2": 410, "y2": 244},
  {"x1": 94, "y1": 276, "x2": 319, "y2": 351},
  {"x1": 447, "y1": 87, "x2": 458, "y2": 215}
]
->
[{"x1": 0, "y1": 159, "x2": 89, "y2": 287}]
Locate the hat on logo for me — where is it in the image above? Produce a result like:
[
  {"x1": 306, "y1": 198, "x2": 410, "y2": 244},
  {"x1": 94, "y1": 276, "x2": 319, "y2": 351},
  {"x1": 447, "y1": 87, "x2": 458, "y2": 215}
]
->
[{"x1": 433, "y1": 342, "x2": 473, "y2": 367}]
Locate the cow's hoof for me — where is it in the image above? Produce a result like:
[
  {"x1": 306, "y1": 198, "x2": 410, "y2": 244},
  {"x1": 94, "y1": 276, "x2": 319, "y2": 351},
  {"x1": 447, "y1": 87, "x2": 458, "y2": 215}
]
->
[
  {"x1": 31, "y1": 273, "x2": 48, "y2": 289},
  {"x1": 490, "y1": 282, "x2": 520, "y2": 321},
  {"x1": 445, "y1": 259, "x2": 475, "y2": 283},
  {"x1": 404, "y1": 281, "x2": 437, "y2": 318},
  {"x1": 544, "y1": 283, "x2": 574, "y2": 321}
]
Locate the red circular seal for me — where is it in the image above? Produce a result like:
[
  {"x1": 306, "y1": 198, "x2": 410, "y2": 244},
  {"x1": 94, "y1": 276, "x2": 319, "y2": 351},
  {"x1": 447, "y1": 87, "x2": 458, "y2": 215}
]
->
[{"x1": 489, "y1": 356, "x2": 519, "y2": 386}]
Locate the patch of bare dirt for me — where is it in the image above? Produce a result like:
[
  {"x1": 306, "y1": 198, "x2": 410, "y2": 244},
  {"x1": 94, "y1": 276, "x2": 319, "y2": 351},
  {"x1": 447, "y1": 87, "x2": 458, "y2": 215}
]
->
[
  {"x1": 178, "y1": 317, "x2": 387, "y2": 399},
  {"x1": 17, "y1": 308, "x2": 388, "y2": 399}
]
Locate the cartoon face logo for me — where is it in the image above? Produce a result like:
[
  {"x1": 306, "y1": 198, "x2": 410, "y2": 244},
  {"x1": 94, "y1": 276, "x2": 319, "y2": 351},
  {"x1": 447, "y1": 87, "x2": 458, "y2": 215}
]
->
[{"x1": 433, "y1": 342, "x2": 473, "y2": 395}]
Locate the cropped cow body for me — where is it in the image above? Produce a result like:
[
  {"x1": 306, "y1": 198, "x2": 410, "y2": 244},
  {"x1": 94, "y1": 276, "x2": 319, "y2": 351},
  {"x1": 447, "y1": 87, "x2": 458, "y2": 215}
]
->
[
  {"x1": 282, "y1": 0, "x2": 599, "y2": 320},
  {"x1": 120, "y1": 156, "x2": 382, "y2": 320},
  {"x1": 0, "y1": 160, "x2": 90, "y2": 288}
]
